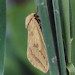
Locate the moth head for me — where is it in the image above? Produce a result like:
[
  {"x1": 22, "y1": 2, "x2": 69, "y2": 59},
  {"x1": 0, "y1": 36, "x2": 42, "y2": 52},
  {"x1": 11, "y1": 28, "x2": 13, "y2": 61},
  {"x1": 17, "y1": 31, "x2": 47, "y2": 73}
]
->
[{"x1": 25, "y1": 13, "x2": 35, "y2": 29}]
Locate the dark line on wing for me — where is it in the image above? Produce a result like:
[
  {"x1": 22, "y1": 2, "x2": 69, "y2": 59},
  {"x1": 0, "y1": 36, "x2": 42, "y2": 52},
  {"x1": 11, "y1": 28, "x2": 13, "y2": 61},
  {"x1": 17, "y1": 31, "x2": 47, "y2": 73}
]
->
[{"x1": 30, "y1": 48, "x2": 46, "y2": 71}]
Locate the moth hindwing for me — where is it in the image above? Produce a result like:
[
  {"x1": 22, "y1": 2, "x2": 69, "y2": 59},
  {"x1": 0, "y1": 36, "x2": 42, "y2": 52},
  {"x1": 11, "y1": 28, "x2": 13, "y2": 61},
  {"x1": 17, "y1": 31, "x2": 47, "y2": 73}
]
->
[{"x1": 25, "y1": 13, "x2": 49, "y2": 73}]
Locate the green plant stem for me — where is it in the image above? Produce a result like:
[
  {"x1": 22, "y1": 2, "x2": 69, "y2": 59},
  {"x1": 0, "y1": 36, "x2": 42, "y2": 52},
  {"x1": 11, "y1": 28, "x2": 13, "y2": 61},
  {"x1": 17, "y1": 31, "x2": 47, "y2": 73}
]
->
[
  {"x1": 52, "y1": 0, "x2": 67, "y2": 75},
  {"x1": 59, "y1": 0, "x2": 71, "y2": 63},
  {"x1": 35, "y1": 0, "x2": 59, "y2": 75}
]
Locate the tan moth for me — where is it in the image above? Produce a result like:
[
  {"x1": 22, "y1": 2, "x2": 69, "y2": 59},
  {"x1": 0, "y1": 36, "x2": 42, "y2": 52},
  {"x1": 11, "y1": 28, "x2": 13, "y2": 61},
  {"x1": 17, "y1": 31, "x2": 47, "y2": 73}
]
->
[{"x1": 25, "y1": 13, "x2": 49, "y2": 73}]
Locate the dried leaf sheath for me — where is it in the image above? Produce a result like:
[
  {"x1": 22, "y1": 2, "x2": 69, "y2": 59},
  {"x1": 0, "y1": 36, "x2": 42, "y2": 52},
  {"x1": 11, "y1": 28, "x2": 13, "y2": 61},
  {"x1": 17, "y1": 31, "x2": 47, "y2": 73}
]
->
[{"x1": 25, "y1": 13, "x2": 49, "y2": 73}]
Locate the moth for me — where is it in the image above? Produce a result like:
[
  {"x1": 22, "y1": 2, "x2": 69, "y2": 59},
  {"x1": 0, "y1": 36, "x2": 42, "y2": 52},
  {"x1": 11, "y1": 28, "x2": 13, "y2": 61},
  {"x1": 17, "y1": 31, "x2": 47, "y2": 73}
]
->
[{"x1": 25, "y1": 13, "x2": 49, "y2": 73}]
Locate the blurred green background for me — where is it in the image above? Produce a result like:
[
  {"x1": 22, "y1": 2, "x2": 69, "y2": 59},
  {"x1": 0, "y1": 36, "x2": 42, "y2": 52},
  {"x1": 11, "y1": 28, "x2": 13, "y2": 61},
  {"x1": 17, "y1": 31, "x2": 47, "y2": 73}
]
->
[
  {"x1": 5, "y1": 0, "x2": 46, "y2": 75},
  {"x1": 5, "y1": 0, "x2": 75, "y2": 75}
]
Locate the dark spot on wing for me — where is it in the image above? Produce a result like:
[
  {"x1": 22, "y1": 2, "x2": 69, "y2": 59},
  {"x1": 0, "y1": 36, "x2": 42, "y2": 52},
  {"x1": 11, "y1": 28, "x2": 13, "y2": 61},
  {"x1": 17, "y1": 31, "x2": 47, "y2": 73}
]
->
[{"x1": 33, "y1": 44, "x2": 38, "y2": 48}]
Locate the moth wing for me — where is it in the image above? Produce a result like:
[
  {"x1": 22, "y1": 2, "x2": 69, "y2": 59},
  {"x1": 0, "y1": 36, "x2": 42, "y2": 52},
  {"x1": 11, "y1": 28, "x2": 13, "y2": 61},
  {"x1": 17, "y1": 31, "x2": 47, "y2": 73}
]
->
[{"x1": 26, "y1": 14, "x2": 49, "y2": 73}]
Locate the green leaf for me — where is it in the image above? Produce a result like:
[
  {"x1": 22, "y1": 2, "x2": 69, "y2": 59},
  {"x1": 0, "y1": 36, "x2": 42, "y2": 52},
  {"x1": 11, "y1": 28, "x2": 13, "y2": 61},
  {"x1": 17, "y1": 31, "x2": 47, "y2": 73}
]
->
[{"x1": 0, "y1": 0, "x2": 6, "y2": 75}]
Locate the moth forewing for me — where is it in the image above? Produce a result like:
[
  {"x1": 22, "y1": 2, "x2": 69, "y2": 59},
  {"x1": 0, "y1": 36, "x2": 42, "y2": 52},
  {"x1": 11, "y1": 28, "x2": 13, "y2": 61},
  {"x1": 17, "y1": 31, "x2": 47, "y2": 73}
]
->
[{"x1": 25, "y1": 13, "x2": 49, "y2": 73}]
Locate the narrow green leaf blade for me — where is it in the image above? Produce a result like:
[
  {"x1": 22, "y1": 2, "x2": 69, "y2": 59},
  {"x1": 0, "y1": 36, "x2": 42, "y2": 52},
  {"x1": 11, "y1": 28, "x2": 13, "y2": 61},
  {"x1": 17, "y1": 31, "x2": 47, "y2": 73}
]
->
[{"x1": 0, "y1": 0, "x2": 6, "y2": 75}]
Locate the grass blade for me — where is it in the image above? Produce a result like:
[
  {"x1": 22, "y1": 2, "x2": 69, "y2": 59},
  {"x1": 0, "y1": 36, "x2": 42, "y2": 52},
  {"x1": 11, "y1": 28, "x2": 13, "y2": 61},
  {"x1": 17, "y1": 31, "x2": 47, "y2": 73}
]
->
[
  {"x1": 0, "y1": 0, "x2": 6, "y2": 75},
  {"x1": 52, "y1": 0, "x2": 67, "y2": 75},
  {"x1": 59, "y1": 0, "x2": 71, "y2": 63}
]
